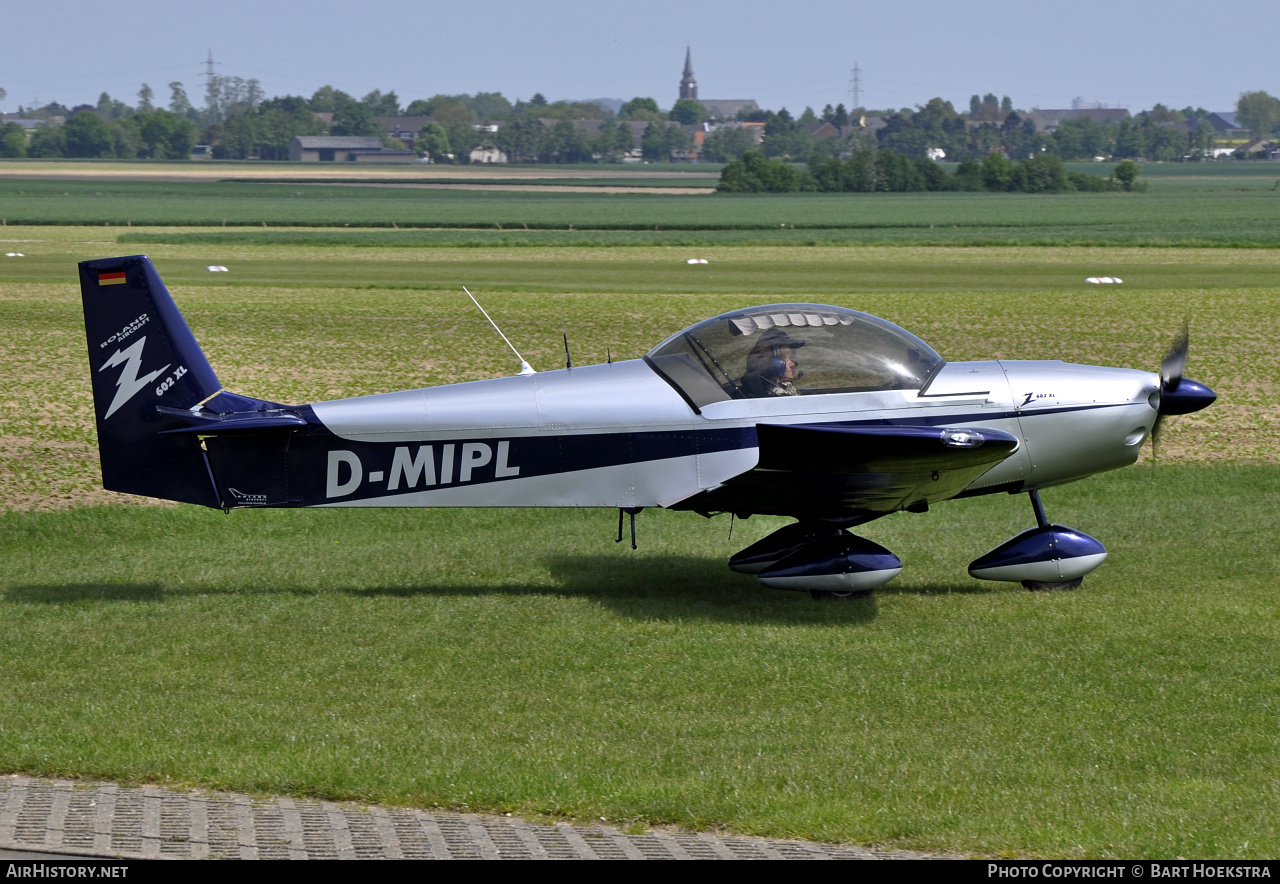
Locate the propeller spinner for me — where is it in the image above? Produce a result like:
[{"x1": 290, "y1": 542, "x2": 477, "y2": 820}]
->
[{"x1": 1151, "y1": 322, "x2": 1216, "y2": 456}]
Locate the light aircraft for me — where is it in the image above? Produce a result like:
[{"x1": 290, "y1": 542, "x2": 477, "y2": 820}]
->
[{"x1": 79, "y1": 256, "x2": 1215, "y2": 598}]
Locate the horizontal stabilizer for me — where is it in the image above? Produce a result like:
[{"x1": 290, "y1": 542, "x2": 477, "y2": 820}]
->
[{"x1": 157, "y1": 405, "x2": 309, "y2": 435}]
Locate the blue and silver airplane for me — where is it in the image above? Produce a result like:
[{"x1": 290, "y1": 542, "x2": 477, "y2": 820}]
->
[{"x1": 79, "y1": 256, "x2": 1215, "y2": 598}]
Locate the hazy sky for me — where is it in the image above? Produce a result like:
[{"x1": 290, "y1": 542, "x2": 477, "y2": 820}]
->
[{"x1": 3, "y1": 0, "x2": 1276, "y2": 115}]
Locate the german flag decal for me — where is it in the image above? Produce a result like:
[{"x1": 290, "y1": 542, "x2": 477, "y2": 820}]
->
[{"x1": 98, "y1": 271, "x2": 127, "y2": 286}]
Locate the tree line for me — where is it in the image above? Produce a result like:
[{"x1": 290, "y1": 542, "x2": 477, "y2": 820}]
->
[
  {"x1": 717, "y1": 150, "x2": 1144, "y2": 194},
  {"x1": 0, "y1": 80, "x2": 701, "y2": 162},
  {"x1": 2, "y1": 75, "x2": 1276, "y2": 164}
]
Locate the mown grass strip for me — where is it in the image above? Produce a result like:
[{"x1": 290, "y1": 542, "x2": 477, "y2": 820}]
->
[{"x1": 2, "y1": 179, "x2": 1278, "y2": 247}]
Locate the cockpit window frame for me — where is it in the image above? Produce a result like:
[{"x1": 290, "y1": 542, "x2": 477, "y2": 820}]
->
[{"x1": 645, "y1": 303, "x2": 946, "y2": 409}]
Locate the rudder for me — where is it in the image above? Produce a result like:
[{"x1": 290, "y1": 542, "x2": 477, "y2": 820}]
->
[{"x1": 80, "y1": 256, "x2": 223, "y2": 506}]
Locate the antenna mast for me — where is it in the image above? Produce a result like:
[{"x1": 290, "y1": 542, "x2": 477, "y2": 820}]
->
[{"x1": 463, "y1": 287, "x2": 536, "y2": 375}]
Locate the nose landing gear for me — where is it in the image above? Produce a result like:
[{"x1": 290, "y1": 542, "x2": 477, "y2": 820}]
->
[{"x1": 968, "y1": 490, "x2": 1107, "y2": 590}]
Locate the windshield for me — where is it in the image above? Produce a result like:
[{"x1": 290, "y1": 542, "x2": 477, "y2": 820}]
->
[{"x1": 645, "y1": 303, "x2": 944, "y2": 408}]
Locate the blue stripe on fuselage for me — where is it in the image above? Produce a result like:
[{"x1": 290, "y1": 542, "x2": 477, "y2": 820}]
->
[{"x1": 290, "y1": 410, "x2": 758, "y2": 504}]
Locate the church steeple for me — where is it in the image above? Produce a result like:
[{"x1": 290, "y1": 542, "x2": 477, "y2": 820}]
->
[{"x1": 679, "y1": 46, "x2": 698, "y2": 101}]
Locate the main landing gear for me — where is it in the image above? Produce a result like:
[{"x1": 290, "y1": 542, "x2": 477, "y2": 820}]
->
[{"x1": 727, "y1": 521, "x2": 902, "y2": 599}]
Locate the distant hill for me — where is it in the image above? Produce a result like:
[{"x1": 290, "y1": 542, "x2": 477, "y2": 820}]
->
[{"x1": 576, "y1": 98, "x2": 625, "y2": 115}]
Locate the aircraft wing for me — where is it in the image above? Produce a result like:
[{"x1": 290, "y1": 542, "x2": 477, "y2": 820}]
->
[{"x1": 677, "y1": 422, "x2": 1021, "y2": 520}]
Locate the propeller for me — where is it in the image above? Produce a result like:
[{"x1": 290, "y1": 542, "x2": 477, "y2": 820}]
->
[{"x1": 1151, "y1": 321, "x2": 1215, "y2": 460}]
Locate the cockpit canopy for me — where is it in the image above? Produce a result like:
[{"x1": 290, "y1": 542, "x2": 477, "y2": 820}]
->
[{"x1": 645, "y1": 303, "x2": 944, "y2": 408}]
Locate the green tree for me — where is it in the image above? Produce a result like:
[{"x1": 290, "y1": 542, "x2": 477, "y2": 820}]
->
[
  {"x1": 620, "y1": 97, "x2": 661, "y2": 121},
  {"x1": 669, "y1": 98, "x2": 707, "y2": 125},
  {"x1": 1051, "y1": 117, "x2": 1112, "y2": 160},
  {"x1": 0, "y1": 122, "x2": 26, "y2": 158},
  {"x1": 331, "y1": 102, "x2": 379, "y2": 136},
  {"x1": 494, "y1": 117, "x2": 546, "y2": 163},
  {"x1": 1189, "y1": 120, "x2": 1216, "y2": 157},
  {"x1": 413, "y1": 122, "x2": 451, "y2": 160},
  {"x1": 541, "y1": 118, "x2": 591, "y2": 163},
  {"x1": 700, "y1": 125, "x2": 757, "y2": 162},
  {"x1": 134, "y1": 109, "x2": 197, "y2": 158},
  {"x1": 217, "y1": 102, "x2": 325, "y2": 159},
  {"x1": 1014, "y1": 153, "x2": 1068, "y2": 193},
  {"x1": 64, "y1": 110, "x2": 116, "y2": 157},
  {"x1": 590, "y1": 118, "x2": 636, "y2": 162},
  {"x1": 137, "y1": 84, "x2": 154, "y2": 113},
  {"x1": 1000, "y1": 113, "x2": 1039, "y2": 158},
  {"x1": 980, "y1": 152, "x2": 1015, "y2": 190},
  {"x1": 1113, "y1": 159, "x2": 1141, "y2": 191},
  {"x1": 1235, "y1": 91, "x2": 1280, "y2": 139},
  {"x1": 26, "y1": 122, "x2": 66, "y2": 157},
  {"x1": 361, "y1": 89, "x2": 401, "y2": 116},
  {"x1": 717, "y1": 150, "x2": 810, "y2": 192},
  {"x1": 418, "y1": 97, "x2": 480, "y2": 158},
  {"x1": 1113, "y1": 118, "x2": 1145, "y2": 158},
  {"x1": 310, "y1": 86, "x2": 355, "y2": 113},
  {"x1": 641, "y1": 121, "x2": 691, "y2": 161},
  {"x1": 168, "y1": 82, "x2": 195, "y2": 120},
  {"x1": 821, "y1": 103, "x2": 849, "y2": 127},
  {"x1": 1143, "y1": 124, "x2": 1185, "y2": 162},
  {"x1": 468, "y1": 92, "x2": 513, "y2": 120}
]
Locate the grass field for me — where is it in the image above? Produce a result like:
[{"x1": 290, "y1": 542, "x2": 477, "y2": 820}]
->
[
  {"x1": 1, "y1": 172, "x2": 1279, "y2": 246},
  {"x1": 1, "y1": 204, "x2": 1278, "y2": 857}
]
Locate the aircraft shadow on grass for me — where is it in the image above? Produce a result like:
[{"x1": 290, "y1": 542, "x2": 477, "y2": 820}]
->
[{"x1": 3, "y1": 555, "x2": 996, "y2": 624}]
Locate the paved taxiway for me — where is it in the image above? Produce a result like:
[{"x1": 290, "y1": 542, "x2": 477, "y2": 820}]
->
[{"x1": 1, "y1": 775, "x2": 944, "y2": 860}]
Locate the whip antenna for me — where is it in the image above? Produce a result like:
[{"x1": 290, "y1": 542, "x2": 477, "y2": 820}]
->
[{"x1": 463, "y1": 286, "x2": 535, "y2": 376}]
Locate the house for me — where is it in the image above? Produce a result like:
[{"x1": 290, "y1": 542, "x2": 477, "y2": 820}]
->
[
  {"x1": 1199, "y1": 112, "x2": 1247, "y2": 136},
  {"x1": 288, "y1": 136, "x2": 415, "y2": 163},
  {"x1": 698, "y1": 99, "x2": 760, "y2": 121},
  {"x1": 1236, "y1": 139, "x2": 1279, "y2": 159},
  {"x1": 469, "y1": 144, "x2": 507, "y2": 164},
  {"x1": 1025, "y1": 108, "x2": 1131, "y2": 133},
  {"x1": 840, "y1": 116, "x2": 887, "y2": 140},
  {"x1": 375, "y1": 116, "x2": 435, "y2": 143},
  {"x1": 0, "y1": 115, "x2": 60, "y2": 130},
  {"x1": 803, "y1": 121, "x2": 842, "y2": 140}
]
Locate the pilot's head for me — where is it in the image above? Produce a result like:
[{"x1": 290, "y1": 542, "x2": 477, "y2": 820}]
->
[{"x1": 747, "y1": 329, "x2": 804, "y2": 381}]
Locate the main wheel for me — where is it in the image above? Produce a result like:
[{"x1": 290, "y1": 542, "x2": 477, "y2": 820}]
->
[{"x1": 1020, "y1": 577, "x2": 1083, "y2": 591}]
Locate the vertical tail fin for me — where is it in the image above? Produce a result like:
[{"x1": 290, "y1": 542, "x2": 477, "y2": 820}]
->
[{"x1": 79, "y1": 256, "x2": 223, "y2": 505}]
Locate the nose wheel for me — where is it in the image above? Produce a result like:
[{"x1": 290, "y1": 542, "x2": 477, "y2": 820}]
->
[{"x1": 968, "y1": 490, "x2": 1107, "y2": 590}]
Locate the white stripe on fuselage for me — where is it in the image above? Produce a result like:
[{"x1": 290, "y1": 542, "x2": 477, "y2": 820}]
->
[{"x1": 317, "y1": 448, "x2": 758, "y2": 509}]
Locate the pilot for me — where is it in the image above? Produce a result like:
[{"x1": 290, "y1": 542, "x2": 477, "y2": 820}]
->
[{"x1": 741, "y1": 328, "x2": 804, "y2": 397}]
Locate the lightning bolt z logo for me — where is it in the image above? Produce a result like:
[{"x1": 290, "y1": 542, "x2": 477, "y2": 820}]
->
[{"x1": 97, "y1": 336, "x2": 170, "y2": 419}]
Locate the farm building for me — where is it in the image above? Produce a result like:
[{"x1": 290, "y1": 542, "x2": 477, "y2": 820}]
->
[
  {"x1": 288, "y1": 136, "x2": 414, "y2": 163},
  {"x1": 1025, "y1": 108, "x2": 1131, "y2": 133}
]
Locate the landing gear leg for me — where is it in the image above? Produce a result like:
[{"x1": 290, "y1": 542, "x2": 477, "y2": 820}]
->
[{"x1": 1020, "y1": 490, "x2": 1082, "y2": 591}]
